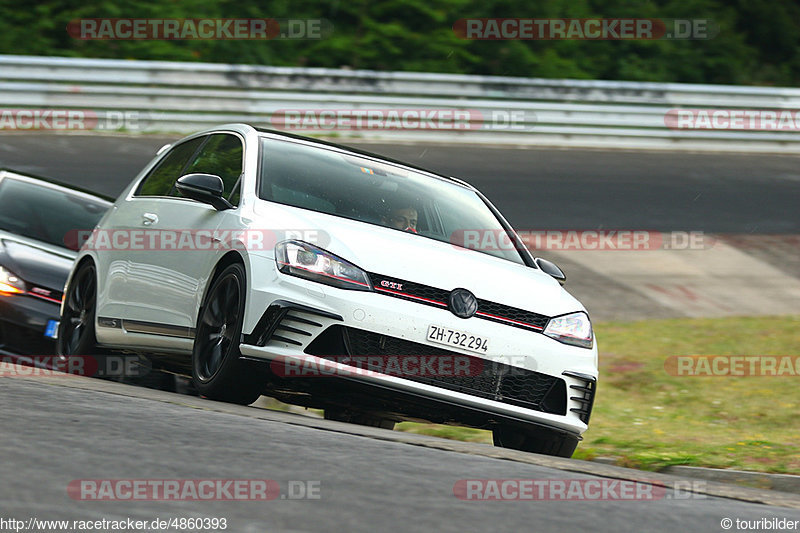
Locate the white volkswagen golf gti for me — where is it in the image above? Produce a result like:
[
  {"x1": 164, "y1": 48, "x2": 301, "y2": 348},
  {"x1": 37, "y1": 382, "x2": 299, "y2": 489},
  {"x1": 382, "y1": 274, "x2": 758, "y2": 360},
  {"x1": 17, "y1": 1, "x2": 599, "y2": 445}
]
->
[{"x1": 58, "y1": 123, "x2": 597, "y2": 457}]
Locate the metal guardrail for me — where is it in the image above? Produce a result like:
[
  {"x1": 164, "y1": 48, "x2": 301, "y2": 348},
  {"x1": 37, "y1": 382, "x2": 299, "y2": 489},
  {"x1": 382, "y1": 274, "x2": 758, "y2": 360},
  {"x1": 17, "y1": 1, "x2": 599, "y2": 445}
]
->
[{"x1": 1, "y1": 54, "x2": 799, "y2": 152}]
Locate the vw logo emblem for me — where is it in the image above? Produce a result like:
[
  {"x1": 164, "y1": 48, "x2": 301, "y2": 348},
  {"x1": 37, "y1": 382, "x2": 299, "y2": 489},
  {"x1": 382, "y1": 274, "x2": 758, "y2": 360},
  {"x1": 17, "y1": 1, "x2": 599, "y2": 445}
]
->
[{"x1": 448, "y1": 288, "x2": 478, "y2": 319}]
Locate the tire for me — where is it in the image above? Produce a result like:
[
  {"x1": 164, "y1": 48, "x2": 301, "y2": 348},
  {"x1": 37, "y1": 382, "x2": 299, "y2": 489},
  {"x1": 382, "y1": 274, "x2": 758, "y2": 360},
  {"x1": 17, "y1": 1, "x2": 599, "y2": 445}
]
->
[
  {"x1": 191, "y1": 262, "x2": 263, "y2": 405},
  {"x1": 493, "y1": 425, "x2": 579, "y2": 458},
  {"x1": 57, "y1": 262, "x2": 99, "y2": 357},
  {"x1": 324, "y1": 408, "x2": 395, "y2": 430}
]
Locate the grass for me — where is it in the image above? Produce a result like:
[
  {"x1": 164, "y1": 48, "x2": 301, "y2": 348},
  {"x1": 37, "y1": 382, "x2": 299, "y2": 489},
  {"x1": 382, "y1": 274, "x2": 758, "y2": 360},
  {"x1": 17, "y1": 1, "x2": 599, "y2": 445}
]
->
[{"x1": 396, "y1": 316, "x2": 800, "y2": 474}]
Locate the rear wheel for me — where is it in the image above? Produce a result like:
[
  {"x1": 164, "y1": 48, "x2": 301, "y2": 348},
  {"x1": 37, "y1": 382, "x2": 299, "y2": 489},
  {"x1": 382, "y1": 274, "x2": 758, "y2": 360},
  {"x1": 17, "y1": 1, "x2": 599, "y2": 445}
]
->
[
  {"x1": 324, "y1": 408, "x2": 395, "y2": 430},
  {"x1": 493, "y1": 425, "x2": 578, "y2": 458},
  {"x1": 57, "y1": 262, "x2": 98, "y2": 357},
  {"x1": 192, "y1": 263, "x2": 263, "y2": 405}
]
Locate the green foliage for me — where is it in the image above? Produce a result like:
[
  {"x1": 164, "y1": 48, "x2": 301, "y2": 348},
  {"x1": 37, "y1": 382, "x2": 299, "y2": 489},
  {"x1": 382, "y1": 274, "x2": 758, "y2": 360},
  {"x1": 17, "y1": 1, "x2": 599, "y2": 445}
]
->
[{"x1": 0, "y1": 0, "x2": 798, "y2": 85}]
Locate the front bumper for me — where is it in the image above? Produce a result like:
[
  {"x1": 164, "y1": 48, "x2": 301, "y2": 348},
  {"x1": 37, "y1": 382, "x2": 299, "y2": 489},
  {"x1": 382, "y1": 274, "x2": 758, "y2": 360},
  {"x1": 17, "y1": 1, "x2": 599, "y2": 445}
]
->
[
  {"x1": 0, "y1": 293, "x2": 60, "y2": 355},
  {"x1": 240, "y1": 254, "x2": 598, "y2": 436}
]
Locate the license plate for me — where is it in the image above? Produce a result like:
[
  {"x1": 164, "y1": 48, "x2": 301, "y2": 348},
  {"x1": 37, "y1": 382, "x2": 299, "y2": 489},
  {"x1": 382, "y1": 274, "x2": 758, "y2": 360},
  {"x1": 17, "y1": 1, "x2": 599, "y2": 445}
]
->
[
  {"x1": 44, "y1": 320, "x2": 59, "y2": 339},
  {"x1": 426, "y1": 324, "x2": 489, "y2": 353}
]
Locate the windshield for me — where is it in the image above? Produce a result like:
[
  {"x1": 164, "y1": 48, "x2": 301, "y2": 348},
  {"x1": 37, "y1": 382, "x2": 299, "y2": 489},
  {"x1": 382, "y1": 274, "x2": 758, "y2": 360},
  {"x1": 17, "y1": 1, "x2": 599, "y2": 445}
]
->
[
  {"x1": 257, "y1": 137, "x2": 525, "y2": 265},
  {"x1": 0, "y1": 178, "x2": 110, "y2": 251}
]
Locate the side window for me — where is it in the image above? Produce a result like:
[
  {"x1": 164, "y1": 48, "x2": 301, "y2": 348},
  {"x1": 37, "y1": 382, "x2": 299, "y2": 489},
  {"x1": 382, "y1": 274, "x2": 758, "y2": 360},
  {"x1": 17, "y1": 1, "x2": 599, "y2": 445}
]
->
[
  {"x1": 180, "y1": 134, "x2": 244, "y2": 205},
  {"x1": 136, "y1": 137, "x2": 205, "y2": 197}
]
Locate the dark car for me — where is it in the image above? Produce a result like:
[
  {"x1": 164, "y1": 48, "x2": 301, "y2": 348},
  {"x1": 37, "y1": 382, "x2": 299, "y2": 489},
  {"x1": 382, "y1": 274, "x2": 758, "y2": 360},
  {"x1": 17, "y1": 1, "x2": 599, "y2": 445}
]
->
[{"x1": 0, "y1": 169, "x2": 111, "y2": 356}]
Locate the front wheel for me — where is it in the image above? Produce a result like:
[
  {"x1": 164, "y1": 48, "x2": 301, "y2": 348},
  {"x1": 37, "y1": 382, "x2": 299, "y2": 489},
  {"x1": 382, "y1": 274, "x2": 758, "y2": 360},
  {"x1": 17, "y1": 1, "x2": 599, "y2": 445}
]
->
[
  {"x1": 192, "y1": 263, "x2": 263, "y2": 405},
  {"x1": 493, "y1": 425, "x2": 579, "y2": 458}
]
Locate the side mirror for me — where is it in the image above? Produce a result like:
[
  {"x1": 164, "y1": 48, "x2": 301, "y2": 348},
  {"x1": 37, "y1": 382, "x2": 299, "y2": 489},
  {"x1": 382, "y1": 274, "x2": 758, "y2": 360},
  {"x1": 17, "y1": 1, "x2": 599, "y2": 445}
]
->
[
  {"x1": 175, "y1": 173, "x2": 233, "y2": 211},
  {"x1": 535, "y1": 257, "x2": 566, "y2": 285}
]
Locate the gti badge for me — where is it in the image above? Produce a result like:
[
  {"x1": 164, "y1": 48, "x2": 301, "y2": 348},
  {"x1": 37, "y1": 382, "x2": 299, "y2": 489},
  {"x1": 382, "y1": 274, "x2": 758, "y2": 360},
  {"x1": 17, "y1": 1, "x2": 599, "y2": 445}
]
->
[
  {"x1": 448, "y1": 288, "x2": 478, "y2": 318},
  {"x1": 380, "y1": 280, "x2": 403, "y2": 291}
]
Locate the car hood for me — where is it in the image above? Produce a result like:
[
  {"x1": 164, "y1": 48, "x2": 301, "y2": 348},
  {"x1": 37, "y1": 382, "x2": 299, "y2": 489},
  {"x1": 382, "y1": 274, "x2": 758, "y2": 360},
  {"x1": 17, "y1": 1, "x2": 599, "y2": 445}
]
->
[
  {"x1": 252, "y1": 202, "x2": 586, "y2": 317},
  {"x1": 0, "y1": 232, "x2": 75, "y2": 292}
]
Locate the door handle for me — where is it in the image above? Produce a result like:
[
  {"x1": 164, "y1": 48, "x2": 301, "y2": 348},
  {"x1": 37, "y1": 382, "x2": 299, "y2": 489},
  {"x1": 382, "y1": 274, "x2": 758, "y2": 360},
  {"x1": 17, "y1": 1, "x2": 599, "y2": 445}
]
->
[{"x1": 142, "y1": 213, "x2": 158, "y2": 226}]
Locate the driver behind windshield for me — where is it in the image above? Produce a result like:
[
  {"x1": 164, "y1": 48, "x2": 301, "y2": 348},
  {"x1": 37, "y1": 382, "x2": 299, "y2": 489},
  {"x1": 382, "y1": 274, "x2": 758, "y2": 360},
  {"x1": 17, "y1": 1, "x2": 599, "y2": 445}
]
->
[{"x1": 382, "y1": 204, "x2": 418, "y2": 233}]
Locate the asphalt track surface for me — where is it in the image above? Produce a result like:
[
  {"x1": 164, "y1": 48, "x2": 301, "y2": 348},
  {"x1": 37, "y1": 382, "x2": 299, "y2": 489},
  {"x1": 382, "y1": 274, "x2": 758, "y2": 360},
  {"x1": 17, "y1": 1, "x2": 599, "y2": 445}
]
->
[
  {"x1": 3, "y1": 375, "x2": 799, "y2": 533},
  {"x1": 1, "y1": 133, "x2": 799, "y2": 233},
  {"x1": 2, "y1": 134, "x2": 800, "y2": 531}
]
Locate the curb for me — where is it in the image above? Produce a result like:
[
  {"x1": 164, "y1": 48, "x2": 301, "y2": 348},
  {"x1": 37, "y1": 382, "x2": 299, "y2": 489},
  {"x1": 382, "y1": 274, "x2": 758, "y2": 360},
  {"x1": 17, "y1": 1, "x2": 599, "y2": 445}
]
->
[
  {"x1": 662, "y1": 466, "x2": 800, "y2": 495},
  {"x1": 591, "y1": 458, "x2": 799, "y2": 495}
]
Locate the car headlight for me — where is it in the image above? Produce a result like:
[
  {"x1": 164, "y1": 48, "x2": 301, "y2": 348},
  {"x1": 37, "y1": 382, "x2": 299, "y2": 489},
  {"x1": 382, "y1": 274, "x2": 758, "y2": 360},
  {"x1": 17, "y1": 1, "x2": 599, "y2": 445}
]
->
[
  {"x1": 543, "y1": 312, "x2": 593, "y2": 349},
  {"x1": 275, "y1": 241, "x2": 372, "y2": 291},
  {"x1": 0, "y1": 265, "x2": 26, "y2": 295}
]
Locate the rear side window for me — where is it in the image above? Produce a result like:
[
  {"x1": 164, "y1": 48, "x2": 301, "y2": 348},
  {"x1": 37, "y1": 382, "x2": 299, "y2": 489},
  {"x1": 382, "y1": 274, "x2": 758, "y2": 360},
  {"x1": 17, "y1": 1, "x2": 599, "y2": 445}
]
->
[
  {"x1": 136, "y1": 137, "x2": 205, "y2": 196},
  {"x1": 181, "y1": 134, "x2": 244, "y2": 203}
]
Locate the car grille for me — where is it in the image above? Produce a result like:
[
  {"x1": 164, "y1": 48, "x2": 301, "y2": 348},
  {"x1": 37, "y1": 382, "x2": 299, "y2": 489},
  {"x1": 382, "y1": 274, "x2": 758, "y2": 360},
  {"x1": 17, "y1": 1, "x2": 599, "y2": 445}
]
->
[
  {"x1": 26, "y1": 284, "x2": 64, "y2": 304},
  {"x1": 306, "y1": 325, "x2": 566, "y2": 415},
  {"x1": 367, "y1": 273, "x2": 550, "y2": 332}
]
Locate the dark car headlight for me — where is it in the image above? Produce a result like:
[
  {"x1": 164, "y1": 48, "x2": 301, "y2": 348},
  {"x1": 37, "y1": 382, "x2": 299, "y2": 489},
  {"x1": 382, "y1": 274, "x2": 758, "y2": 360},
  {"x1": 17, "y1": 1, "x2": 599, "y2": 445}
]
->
[
  {"x1": 275, "y1": 241, "x2": 372, "y2": 291},
  {"x1": 543, "y1": 312, "x2": 593, "y2": 349},
  {"x1": 0, "y1": 265, "x2": 26, "y2": 295}
]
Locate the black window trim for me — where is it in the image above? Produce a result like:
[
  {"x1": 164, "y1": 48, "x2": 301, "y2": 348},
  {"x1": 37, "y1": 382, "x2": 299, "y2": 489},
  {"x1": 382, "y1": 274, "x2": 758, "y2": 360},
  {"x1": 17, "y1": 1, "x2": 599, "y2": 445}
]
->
[{"x1": 226, "y1": 177, "x2": 242, "y2": 204}]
